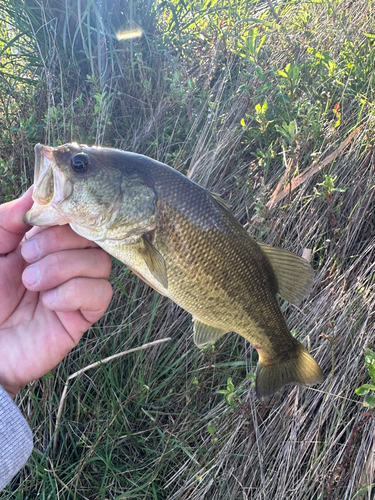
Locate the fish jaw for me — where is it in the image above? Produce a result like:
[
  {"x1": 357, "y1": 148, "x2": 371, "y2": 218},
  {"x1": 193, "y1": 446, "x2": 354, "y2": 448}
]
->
[
  {"x1": 25, "y1": 144, "x2": 73, "y2": 226},
  {"x1": 25, "y1": 203, "x2": 71, "y2": 226}
]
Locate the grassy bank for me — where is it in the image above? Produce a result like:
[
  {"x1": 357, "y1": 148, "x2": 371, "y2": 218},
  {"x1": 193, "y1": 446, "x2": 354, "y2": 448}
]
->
[{"x1": 1, "y1": 0, "x2": 375, "y2": 498}]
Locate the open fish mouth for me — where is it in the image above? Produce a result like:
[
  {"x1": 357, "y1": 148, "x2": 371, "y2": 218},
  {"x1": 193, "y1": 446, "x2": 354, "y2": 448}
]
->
[{"x1": 25, "y1": 144, "x2": 73, "y2": 226}]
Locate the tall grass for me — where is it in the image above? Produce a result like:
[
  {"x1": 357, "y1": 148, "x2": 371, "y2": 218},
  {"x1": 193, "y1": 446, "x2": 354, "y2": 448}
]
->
[{"x1": 1, "y1": 0, "x2": 375, "y2": 499}]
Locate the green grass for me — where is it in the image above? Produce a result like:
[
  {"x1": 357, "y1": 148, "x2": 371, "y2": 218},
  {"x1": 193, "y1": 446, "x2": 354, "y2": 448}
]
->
[{"x1": 1, "y1": 0, "x2": 375, "y2": 499}]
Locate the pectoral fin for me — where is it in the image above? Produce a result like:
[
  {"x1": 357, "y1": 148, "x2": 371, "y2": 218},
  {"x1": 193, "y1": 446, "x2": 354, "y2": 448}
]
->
[
  {"x1": 140, "y1": 235, "x2": 168, "y2": 289},
  {"x1": 193, "y1": 318, "x2": 228, "y2": 347},
  {"x1": 258, "y1": 243, "x2": 314, "y2": 306}
]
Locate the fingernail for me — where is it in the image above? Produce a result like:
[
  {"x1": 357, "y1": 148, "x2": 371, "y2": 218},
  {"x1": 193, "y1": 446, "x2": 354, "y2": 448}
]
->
[
  {"x1": 22, "y1": 239, "x2": 40, "y2": 262},
  {"x1": 43, "y1": 289, "x2": 57, "y2": 306},
  {"x1": 23, "y1": 264, "x2": 40, "y2": 286}
]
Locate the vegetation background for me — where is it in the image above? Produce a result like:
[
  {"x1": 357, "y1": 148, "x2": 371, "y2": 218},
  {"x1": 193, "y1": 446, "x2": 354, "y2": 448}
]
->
[{"x1": 1, "y1": 0, "x2": 375, "y2": 498}]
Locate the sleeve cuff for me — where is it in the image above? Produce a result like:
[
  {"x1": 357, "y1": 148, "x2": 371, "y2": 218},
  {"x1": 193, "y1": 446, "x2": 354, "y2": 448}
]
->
[{"x1": 0, "y1": 385, "x2": 33, "y2": 491}]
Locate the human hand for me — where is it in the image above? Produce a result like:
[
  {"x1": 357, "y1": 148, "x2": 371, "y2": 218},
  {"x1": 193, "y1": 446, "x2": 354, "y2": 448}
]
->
[{"x1": 0, "y1": 188, "x2": 113, "y2": 398}]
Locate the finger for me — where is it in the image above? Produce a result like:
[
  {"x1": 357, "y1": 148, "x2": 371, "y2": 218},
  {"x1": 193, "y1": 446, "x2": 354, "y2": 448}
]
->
[
  {"x1": 22, "y1": 224, "x2": 99, "y2": 263},
  {"x1": 22, "y1": 247, "x2": 112, "y2": 291},
  {"x1": 42, "y1": 277, "x2": 113, "y2": 334},
  {"x1": 23, "y1": 225, "x2": 44, "y2": 239},
  {"x1": 0, "y1": 247, "x2": 27, "y2": 325},
  {"x1": 0, "y1": 187, "x2": 33, "y2": 255}
]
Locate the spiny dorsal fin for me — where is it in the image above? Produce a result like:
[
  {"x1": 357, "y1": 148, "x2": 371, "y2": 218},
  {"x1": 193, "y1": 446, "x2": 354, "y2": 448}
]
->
[
  {"x1": 140, "y1": 235, "x2": 168, "y2": 289},
  {"x1": 255, "y1": 340, "x2": 324, "y2": 399},
  {"x1": 209, "y1": 191, "x2": 232, "y2": 212},
  {"x1": 193, "y1": 318, "x2": 228, "y2": 346},
  {"x1": 258, "y1": 242, "x2": 314, "y2": 306}
]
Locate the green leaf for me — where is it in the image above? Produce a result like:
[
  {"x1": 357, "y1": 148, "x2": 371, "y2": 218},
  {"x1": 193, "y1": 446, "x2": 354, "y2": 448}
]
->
[
  {"x1": 227, "y1": 377, "x2": 235, "y2": 393},
  {"x1": 277, "y1": 70, "x2": 288, "y2": 78},
  {"x1": 355, "y1": 384, "x2": 375, "y2": 395},
  {"x1": 256, "y1": 35, "x2": 267, "y2": 55},
  {"x1": 207, "y1": 424, "x2": 216, "y2": 436},
  {"x1": 364, "y1": 394, "x2": 375, "y2": 408},
  {"x1": 254, "y1": 65, "x2": 265, "y2": 81},
  {"x1": 351, "y1": 482, "x2": 375, "y2": 499},
  {"x1": 364, "y1": 349, "x2": 375, "y2": 382}
]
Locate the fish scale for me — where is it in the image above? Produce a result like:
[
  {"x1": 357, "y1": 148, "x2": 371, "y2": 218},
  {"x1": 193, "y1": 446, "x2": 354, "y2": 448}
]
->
[{"x1": 25, "y1": 143, "x2": 324, "y2": 399}]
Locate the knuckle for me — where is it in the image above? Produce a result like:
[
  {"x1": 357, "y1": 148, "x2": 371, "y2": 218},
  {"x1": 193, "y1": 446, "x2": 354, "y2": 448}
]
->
[
  {"x1": 40, "y1": 251, "x2": 64, "y2": 281},
  {"x1": 89, "y1": 278, "x2": 112, "y2": 306},
  {"x1": 35, "y1": 226, "x2": 62, "y2": 256},
  {"x1": 93, "y1": 248, "x2": 112, "y2": 276},
  {"x1": 101, "y1": 251, "x2": 113, "y2": 276}
]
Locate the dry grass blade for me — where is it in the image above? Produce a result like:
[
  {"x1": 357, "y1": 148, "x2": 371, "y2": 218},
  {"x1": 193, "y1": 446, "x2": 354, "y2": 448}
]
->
[
  {"x1": 53, "y1": 338, "x2": 171, "y2": 450},
  {"x1": 267, "y1": 150, "x2": 294, "y2": 210}
]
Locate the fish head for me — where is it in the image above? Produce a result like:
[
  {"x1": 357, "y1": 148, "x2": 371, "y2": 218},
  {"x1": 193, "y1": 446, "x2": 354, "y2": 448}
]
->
[{"x1": 25, "y1": 143, "x2": 157, "y2": 242}]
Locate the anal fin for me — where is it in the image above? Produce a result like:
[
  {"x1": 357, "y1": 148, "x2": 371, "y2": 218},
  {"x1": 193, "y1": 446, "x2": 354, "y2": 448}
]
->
[{"x1": 193, "y1": 318, "x2": 228, "y2": 347}]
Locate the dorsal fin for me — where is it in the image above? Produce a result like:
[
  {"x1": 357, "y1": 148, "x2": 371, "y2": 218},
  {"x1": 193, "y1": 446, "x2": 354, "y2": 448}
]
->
[
  {"x1": 258, "y1": 243, "x2": 314, "y2": 306},
  {"x1": 208, "y1": 191, "x2": 232, "y2": 212}
]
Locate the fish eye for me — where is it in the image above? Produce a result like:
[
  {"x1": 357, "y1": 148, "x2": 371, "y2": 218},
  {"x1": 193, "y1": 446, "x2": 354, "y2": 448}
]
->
[{"x1": 71, "y1": 153, "x2": 91, "y2": 172}]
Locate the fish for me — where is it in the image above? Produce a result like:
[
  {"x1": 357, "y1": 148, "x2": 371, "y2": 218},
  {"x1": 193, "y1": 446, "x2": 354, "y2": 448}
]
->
[{"x1": 25, "y1": 143, "x2": 324, "y2": 399}]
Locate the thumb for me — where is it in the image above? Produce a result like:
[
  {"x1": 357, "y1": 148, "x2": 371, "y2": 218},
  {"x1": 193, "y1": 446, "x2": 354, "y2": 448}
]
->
[{"x1": 0, "y1": 186, "x2": 34, "y2": 255}]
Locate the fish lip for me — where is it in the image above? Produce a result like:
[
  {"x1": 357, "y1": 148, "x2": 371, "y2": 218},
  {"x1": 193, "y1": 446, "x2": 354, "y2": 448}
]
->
[
  {"x1": 25, "y1": 144, "x2": 73, "y2": 226},
  {"x1": 33, "y1": 144, "x2": 42, "y2": 190},
  {"x1": 33, "y1": 144, "x2": 53, "y2": 181},
  {"x1": 32, "y1": 144, "x2": 72, "y2": 206},
  {"x1": 33, "y1": 144, "x2": 56, "y2": 205}
]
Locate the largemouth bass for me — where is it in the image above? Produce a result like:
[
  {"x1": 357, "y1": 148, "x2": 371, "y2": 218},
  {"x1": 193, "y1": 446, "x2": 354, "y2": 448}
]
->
[{"x1": 25, "y1": 143, "x2": 324, "y2": 398}]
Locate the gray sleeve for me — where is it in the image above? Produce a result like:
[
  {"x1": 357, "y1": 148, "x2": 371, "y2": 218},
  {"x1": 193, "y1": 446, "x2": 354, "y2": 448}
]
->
[{"x1": 0, "y1": 385, "x2": 33, "y2": 491}]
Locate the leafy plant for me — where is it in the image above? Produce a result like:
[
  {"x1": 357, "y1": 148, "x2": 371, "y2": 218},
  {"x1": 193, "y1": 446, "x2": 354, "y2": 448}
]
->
[
  {"x1": 277, "y1": 62, "x2": 303, "y2": 110},
  {"x1": 313, "y1": 174, "x2": 347, "y2": 204},
  {"x1": 355, "y1": 348, "x2": 375, "y2": 409},
  {"x1": 217, "y1": 377, "x2": 243, "y2": 409},
  {"x1": 234, "y1": 28, "x2": 267, "y2": 66},
  {"x1": 207, "y1": 423, "x2": 218, "y2": 443}
]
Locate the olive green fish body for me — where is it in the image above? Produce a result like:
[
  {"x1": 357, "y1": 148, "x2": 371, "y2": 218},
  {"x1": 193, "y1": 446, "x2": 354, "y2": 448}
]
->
[
  {"x1": 155, "y1": 203, "x2": 294, "y2": 357},
  {"x1": 114, "y1": 160, "x2": 297, "y2": 360},
  {"x1": 25, "y1": 144, "x2": 324, "y2": 398}
]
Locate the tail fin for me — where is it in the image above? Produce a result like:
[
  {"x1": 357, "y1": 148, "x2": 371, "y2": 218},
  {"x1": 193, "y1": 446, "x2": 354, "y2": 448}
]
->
[{"x1": 255, "y1": 341, "x2": 324, "y2": 399}]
